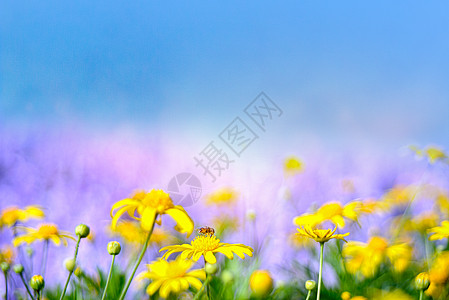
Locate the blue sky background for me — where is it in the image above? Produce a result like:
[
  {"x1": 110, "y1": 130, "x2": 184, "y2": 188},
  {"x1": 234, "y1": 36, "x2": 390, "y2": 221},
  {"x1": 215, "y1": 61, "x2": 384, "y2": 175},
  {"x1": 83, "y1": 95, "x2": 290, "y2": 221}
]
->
[{"x1": 1, "y1": 1, "x2": 449, "y2": 150}]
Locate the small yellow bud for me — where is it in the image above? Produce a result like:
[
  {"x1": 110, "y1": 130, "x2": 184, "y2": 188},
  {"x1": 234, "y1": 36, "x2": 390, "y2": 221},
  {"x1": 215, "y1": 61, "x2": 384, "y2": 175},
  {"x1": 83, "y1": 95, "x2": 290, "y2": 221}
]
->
[
  {"x1": 64, "y1": 258, "x2": 76, "y2": 272},
  {"x1": 205, "y1": 263, "x2": 218, "y2": 275},
  {"x1": 249, "y1": 270, "x2": 273, "y2": 297},
  {"x1": 13, "y1": 264, "x2": 24, "y2": 274},
  {"x1": 415, "y1": 272, "x2": 430, "y2": 291},
  {"x1": 30, "y1": 275, "x2": 45, "y2": 291},
  {"x1": 305, "y1": 280, "x2": 316, "y2": 291},
  {"x1": 75, "y1": 224, "x2": 90, "y2": 238},
  {"x1": 107, "y1": 241, "x2": 121, "y2": 255},
  {"x1": 74, "y1": 267, "x2": 82, "y2": 277},
  {"x1": 1, "y1": 262, "x2": 10, "y2": 272}
]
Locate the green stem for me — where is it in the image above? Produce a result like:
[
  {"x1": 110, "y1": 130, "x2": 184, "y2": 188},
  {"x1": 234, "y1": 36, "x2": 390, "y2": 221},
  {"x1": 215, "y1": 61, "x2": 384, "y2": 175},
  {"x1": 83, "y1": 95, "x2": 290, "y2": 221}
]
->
[
  {"x1": 36, "y1": 290, "x2": 40, "y2": 300},
  {"x1": 3, "y1": 271, "x2": 7, "y2": 300},
  {"x1": 20, "y1": 273, "x2": 36, "y2": 300},
  {"x1": 118, "y1": 218, "x2": 156, "y2": 300},
  {"x1": 317, "y1": 242, "x2": 324, "y2": 300},
  {"x1": 305, "y1": 290, "x2": 311, "y2": 300},
  {"x1": 419, "y1": 290, "x2": 423, "y2": 300},
  {"x1": 101, "y1": 255, "x2": 116, "y2": 300},
  {"x1": 41, "y1": 240, "x2": 49, "y2": 277},
  {"x1": 59, "y1": 236, "x2": 82, "y2": 300},
  {"x1": 193, "y1": 276, "x2": 212, "y2": 300}
]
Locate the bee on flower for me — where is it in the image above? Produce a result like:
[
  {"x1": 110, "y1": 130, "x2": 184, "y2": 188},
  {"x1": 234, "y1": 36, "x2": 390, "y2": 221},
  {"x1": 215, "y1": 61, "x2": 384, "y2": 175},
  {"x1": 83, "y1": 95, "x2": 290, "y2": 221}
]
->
[
  {"x1": 136, "y1": 255, "x2": 206, "y2": 298},
  {"x1": 160, "y1": 227, "x2": 253, "y2": 264}
]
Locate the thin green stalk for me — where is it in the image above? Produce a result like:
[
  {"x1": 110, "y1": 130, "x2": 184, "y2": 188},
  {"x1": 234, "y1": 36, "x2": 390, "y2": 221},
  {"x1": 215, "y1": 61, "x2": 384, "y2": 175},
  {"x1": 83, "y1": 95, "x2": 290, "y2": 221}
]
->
[
  {"x1": 101, "y1": 255, "x2": 116, "y2": 300},
  {"x1": 317, "y1": 242, "x2": 324, "y2": 300},
  {"x1": 305, "y1": 290, "x2": 311, "y2": 300},
  {"x1": 41, "y1": 240, "x2": 49, "y2": 277},
  {"x1": 59, "y1": 236, "x2": 82, "y2": 300},
  {"x1": 36, "y1": 290, "x2": 40, "y2": 300},
  {"x1": 3, "y1": 271, "x2": 7, "y2": 300},
  {"x1": 419, "y1": 290, "x2": 423, "y2": 300},
  {"x1": 19, "y1": 273, "x2": 35, "y2": 300},
  {"x1": 193, "y1": 276, "x2": 212, "y2": 300},
  {"x1": 118, "y1": 218, "x2": 156, "y2": 300}
]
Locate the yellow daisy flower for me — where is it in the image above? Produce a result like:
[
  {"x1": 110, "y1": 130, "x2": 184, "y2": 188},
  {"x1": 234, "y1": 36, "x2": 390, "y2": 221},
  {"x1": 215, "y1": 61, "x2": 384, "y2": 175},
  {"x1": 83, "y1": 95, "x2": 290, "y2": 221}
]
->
[
  {"x1": 0, "y1": 205, "x2": 44, "y2": 228},
  {"x1": 284, "y1": 156, "x2": 304, "y2": 176},
  {"x1": 160, "y1": 233, "x2": 253, "y2": 264},
  {"x1": 381, "y1": 185, "x2": 415, "y2": 208},
  {"x1": 293, "y1": 201, "x2": 362, "y2": 229},
  {"x1": 13, "y1": 223, "x2": 75, "y2": 247},
  {"x1": 342, "y1": 236, "x2": 412, "y2": 277},
  {"x1": 205, "y1": 188, "x2": 238, "y2": 206},
  {"x1": 111, "y1": 189, "x2": 194, "y2": 236},
  {"x1": 136, "y1": 255, "x2": 206, "y2": 298},
  {"x1": 296, "y1": 226, "x2": 349, "y2": 243},
  {"x1": 428, "y1": 221, "x2": 449, "y2": 241}
]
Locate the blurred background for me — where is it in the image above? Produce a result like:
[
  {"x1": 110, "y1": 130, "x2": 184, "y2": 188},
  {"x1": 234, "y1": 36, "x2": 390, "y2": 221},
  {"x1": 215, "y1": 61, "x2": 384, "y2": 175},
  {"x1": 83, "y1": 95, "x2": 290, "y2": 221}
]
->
[{"x1": 1, "y1": 0, "x2": 449, "y2": 294}]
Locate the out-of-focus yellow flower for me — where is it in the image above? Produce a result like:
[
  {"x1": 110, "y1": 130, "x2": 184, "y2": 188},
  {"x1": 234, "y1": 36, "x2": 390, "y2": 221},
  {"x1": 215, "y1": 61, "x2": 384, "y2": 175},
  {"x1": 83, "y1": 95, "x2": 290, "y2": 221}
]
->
[
  {"x1": 112, "y1": 221, "x2": 174, "y2": 246},
  {"x1": 359, "y1": 199, "x2": 386, "y2": 214},
  {"x1": 294, "y1": 201, "x2": 361, "y2": 229},
  {"x1": 296, "y1": 226, "x2": 349, "y2": 243},
  {"x1": 341, "y1": 291, "x2": 367, "y2": 300},
  {"x1": 205, "y1": 188, "x2": 238, "y2": 205},
  {"x1": 429, "y1": 251, "x2": 449, "y2": 285},
  {"x1": 429, "y1": 221, "x2": 449, "y2": 241},
  {"x1": 13, "y1": 224, "x2": 75, "y2": 247},
  {"x1": 381, "y1": 185, "x2": 415, "y2": 208},
  {"x1": 405, "y1": 212, "x2": 439, "y2": 234},
  {"x1": 436, "y1": 191, "x2": 449, "y2": 217},
  {"x1": 0, "y1": 246, "x2": 14, "y2": 264},
  {"x1": 410, "y1": 145, "x2": 448, "y2": 164},
  {"x1": 249, "y1": 270, "x2": 273, "y2": 297},
  {"x1": 160, "y1": 233, "x2": 253, "y2": 264},
  {"x1": 136, "y1": 255, "x2": 205, "y2": 298},
  {"x1": 212, "y1": 214, "x2": 240, "y2": 235},
  {"x1": 343, "y1": 236, "x2": 412, "y2": 277},
  {"x1": 288, "y1": 232, "x2": 315, "y2": 249},
  {"x1": 0, "y1": 206, "x2": 44, "y2": 228},
  {"x1": 284, "y1": 156, "x2": 304, "y2": 176},
  {"x1": 372, "y1": 289, "x2": 413, "y2": 300},
  {"x1": 111, "y1": 189, "x2": 194, "y2": 236}
]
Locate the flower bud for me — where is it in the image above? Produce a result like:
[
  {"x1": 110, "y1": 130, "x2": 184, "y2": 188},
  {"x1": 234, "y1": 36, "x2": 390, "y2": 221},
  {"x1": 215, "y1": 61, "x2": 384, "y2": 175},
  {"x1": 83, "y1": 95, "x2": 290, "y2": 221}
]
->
[
  {"x1": 64, "y1": 258, "x2": 76, "y2": 272},
  {"x1": 75, "y1": 224, "x2": 90, "y2": 238},
  {"x1": 13, "y1": 264, "x2": 24, "y2": 274},
  {"x1": 221, "y1": 270, "x2": 234, "y2": 284},
  {"x1": 0, "y1": 262, "x2": 10, "y2": 272},
  {"x1": 74, "y1": 266, "x2": 82, "y2": 277},
  {"x1": 205, "y1": 263, "x2": 218, "y2": 275},
  {"x1": 415, "y1": 272, "x2": 430, "y2": 291},
  {"x1": 249, "y1": 270, "x2": 273, "y2": 297},
  {"x1": 25, "y1": 246, "x2": 34, "y2": 257},
  {"x1": 305, "y1": 280, "x2": 316, "y2": 291},
  {"x1": 30, "y1": 275, "x2": 45, "y2": 291},
  {"x1": 107, "y1": 241, "x2": 121, "y2": 255}
]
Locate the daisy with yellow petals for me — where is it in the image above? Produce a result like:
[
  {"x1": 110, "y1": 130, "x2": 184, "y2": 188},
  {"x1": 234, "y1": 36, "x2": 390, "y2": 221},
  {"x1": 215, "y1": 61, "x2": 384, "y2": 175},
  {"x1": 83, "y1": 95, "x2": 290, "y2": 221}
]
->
[
  {"x1": 428, "y1": 221, "x2": 449, "y2": 241},
  {"x1": 13, "y1": 223, "x2": 74, "y2": 247},
  {"x1": 0, "y1": 205, "x2": 44, "y2": 229},
  {"x1": 295, "y1": 225, "x2": 349, "y2": 300},
  {"x1": 160, "y1": 232, "x2": 254, "y2": 264},
  {"x1": 112, "y1": 189, "x2": 194, "y2": 300},
  {"x1": 294, "y1": 201, "x2": 362, "y2": 229},
  {"x1": 111, "y1": 189, "x2": 193, "y2": 236},
  {"x1": 137, "y1": 255, "x2": 206, "y2": 299}
]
